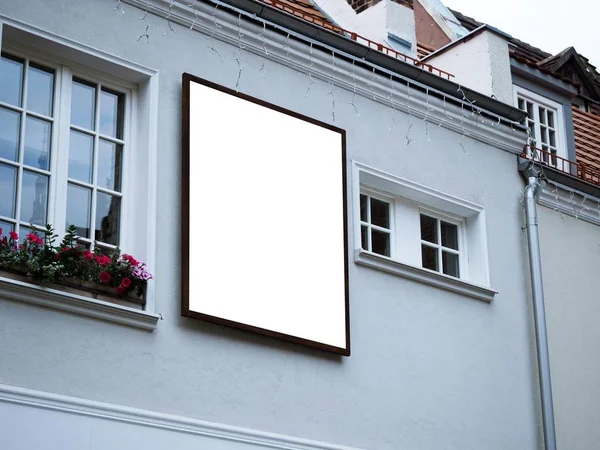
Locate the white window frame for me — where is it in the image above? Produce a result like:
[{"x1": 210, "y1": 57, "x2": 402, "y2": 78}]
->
[
  {"x1": 359, "y1": 188, "x2": 394, "y2": 258},
  {"x1": 0, "y1": 19, "x2": 160, "y2": 328},
  {"x1": 352, "y1": 161, "x2": 496, "y2": 302},
  {"x1": 513, "y1": 85, "x2": 568, "y2": 162},
  {"x1": 418, "y1": 207, "x2": 467, "y2": 280},
  {"x1": 0, "y1": 48, "x2": 135, "y2": 251}
]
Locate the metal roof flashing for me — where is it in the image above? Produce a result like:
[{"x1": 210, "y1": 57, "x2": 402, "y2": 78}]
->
[{"x1": 211, "y1": 0, "x2": 526, "y2": 122}]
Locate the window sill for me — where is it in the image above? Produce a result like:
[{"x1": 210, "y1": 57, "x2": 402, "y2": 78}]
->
[
  {"x1": 0, "y1": 275, "x2": 160, "y2": 330},
  {"x1": 354, "y1": 249, "x2": 497, "y2": 302}
]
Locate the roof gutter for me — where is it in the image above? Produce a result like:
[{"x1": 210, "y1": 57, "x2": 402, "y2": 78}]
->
[{"x1": 209, "y1": 0, "x2": 526, "y2": 122}]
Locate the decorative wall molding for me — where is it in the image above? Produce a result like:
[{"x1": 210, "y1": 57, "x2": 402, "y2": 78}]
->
[
  {"x1": 122, "y1": 0, "x2": 527, "y2": 154},
  {"x1": 539, "y1": 180, "x2": 600, "y2": 226},
  {"x1": 355, "y1": 249, "x2": 497, "y2": 302},
  {"x1": 0, "y1": 384, "x2": 362, "y2": 450},
  {"x1": 0, "y1": 276, "x2": 160, "y2": 330}
]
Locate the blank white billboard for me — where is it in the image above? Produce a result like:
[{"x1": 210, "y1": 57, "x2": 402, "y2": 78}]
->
[{"x1": 182, "y1": 74, "x2": 349, "y2": 355}]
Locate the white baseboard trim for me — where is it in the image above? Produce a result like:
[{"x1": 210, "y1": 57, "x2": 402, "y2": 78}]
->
[{"x1": 0, "y1": 384, "x2": 361, "y2": 450}]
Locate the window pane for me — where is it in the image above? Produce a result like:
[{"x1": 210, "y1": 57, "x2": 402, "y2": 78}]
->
[
  {"x1": 361, "y1": 225, "x2": 368, "y2": 250},
  {"x1": 97, "y1": 139, "x2": 122, "y2": 191},
  {"x1": 68, "y1": 130, "x2": 94, "y2": 183},
  {"x1": 442, "y1": 251, "x2": 460, "y2": 278},
  {"x1": 0, "y1": 163, "x2": 17, "y2": 218},
  {"x1": 526, "y1": 101, "x2": 534, "y2": 118},
  {"x1": 421, "y1": 245, "x2": 438, "y2": 272},
  {"x1": 67, "y1": 184, "x2": 91, "y2": 238},
  {"x1": 27, "y1": 64, "x2": 54, "y2": 116},
  {"x1": 360, "y1": 194, "x2": 367, "y2": 222},
  {"x1": 0, "y1": 54, "x2": 23, "y2": 107},
  {"x1": 0, "y1": 220, "x2": 14, "y2": 235},
  {"x1": 19, "y1": 225, "x2": 34, "y2": 244},
  {"x1": 370, "y1": 198, "x2": 389, "y2": 228},
  {"x1": 20, "y1": 170, "x2": 48, "y2": 226},
  {"x1": 549, "y1": 130, "x2": 556, "y2": 148},
  {"x1": 99, "y1": 89, "x2": 124, "y2": 138},
  {"x1": 24, "y1": 116, "x2": 51, "y2": 170},
  {"x1": 0, "y1": 107, "x2": 20, "y2": 161},
  {"x1": 371, "y1": 229, "x2": 390, "y2": 256},
  {"x1": 539, "y1": 107, "x2": 546, "y2": 125},
  {"x1": 95, "y1": 192, "x2": 120, "y2": 245},
  {"x1": 420, "y1": 214, "x2": 438, "y2": 244},
  {"x1": 71, "y1": 79, "x2": 96, "y2": 130},
  {"x1": 547, "y1": 110, "x2": 555, "y2": 128},
  {"x1": 441, "y1": 221, "x2": 458, "y2": 250}
]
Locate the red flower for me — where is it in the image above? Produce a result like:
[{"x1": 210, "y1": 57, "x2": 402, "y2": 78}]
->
[
  {"x1": 0, "y1": 228, "x2": 2, "y2": 236},
  {"x1": 115, "y1": 286, "x2": 125, "y2": 295},
  {"x1": 122, "y1": 254, "x2": 139, "y2": 267},
  {"x1": 55, "y1": 254, "x2": 61, "y2": 261},
  {"x1": 83, "y1": 250, "x2": 93, "y2": 260},
  {"x1": 62, "y1": 247, "x2": 71, "y2": 253},
  {"x1": 95, "y1": 255, "x2": 111, "y2": 266},
  {"x1": 9, "y1": 231, "x2": 18, "y2": 241},
  {"x1": 121, "y1": 277, "x2": 131, "y2": 288},
  {"x1": 99, "y1": 271, "x2": 111, "y2": 284}
]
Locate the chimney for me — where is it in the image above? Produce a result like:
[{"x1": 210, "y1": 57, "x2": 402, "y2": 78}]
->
[{"x1": 345, "y1": 0, "x2": 413, "y2": 15}]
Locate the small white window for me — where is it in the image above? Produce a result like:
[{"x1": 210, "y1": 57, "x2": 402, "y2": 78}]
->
[
  {"x1": 514, "y1": 85, "x2": 567, "y2": 166},
  {"x1": 360, "y1": 192, "x2": 392, "y2": 257},
  {"x1": 353, "y1": 162, "x2": 495, "y2": 301},
  {"x1": 419, "y1": 213, "x2": 461, "y2": 278}
]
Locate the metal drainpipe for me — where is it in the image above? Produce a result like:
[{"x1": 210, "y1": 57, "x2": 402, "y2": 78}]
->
[{"x1": 524, "y1": 174, "x2": 558, "y2": 450}]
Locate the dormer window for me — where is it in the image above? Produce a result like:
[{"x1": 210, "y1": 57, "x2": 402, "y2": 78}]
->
[{"x1": 514, "y1": 85, "x2": 566, "y2": 166}]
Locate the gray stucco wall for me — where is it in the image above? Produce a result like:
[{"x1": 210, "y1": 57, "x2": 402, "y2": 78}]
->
[
  {"x1": 538, "y1": 205, "x2": 600, "y2": 450},
  {"x1": 0, "y1": 1, "x2": 539, "y2": 449}
]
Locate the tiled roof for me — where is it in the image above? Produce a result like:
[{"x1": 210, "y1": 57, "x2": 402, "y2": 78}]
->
[
  {"x1": 573, "y1": 106, "x2": 600, "y2": 175},
  {"x1": 261, "y1": 0, "x2": 343, "y2": 33}
]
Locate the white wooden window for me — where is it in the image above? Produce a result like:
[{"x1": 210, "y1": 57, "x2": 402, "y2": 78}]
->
[
  {"x1": 0, "y1": 51, "x2": 131, "y2": 252},
  {"x1": 419, "y1": 212, "x2": 462, "y2": 278},
  {"x1": 353, "y1": 163, "x2": 493, "y2": 301},
  {"x1": 360, "y1": 191, "x2": 392, "y2": 257},
  {"x1": 514, "y1": 86, "x2": 567, "y2": 165}
]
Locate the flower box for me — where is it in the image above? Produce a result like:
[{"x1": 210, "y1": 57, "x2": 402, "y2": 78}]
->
[
  {"x1": 0, "y1": 267, "x2": 145, "y2": 310},
  {"x1": 0, "y1": 224, "x2": 152, "y2": 311}
]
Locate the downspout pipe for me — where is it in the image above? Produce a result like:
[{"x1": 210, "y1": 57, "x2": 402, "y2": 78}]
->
[{"x1": 522, "y1": 168, "x2": 558, "y2": 450}]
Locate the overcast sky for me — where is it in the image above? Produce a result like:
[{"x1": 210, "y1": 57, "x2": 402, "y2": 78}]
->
[{"x1": 441, "y1": 0, "x2": 599, "y2": 68}]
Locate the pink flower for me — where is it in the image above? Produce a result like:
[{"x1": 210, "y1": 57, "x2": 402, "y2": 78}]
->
[
  {"x1": 121, "y1": 277, "x2": 131, "y2": 288},
  {"x1": 83, "y1": 250, "x2": 93, "y2": 260},
  {"x1": 9, "y1": 231, "x2": 18, "y2": 241},
  {"x1": 115, "y1": 286, "x2": 125, "y2": 295},
  {"x1": 99, "y1": 271, "x2": 111, "y2": 284},
  {"x1": 0, "y1": 228, "x2": 2, "y2": 236}
]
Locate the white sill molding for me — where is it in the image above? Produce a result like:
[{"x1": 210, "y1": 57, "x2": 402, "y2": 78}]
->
[
  {"x1": 355, "y1": 249, "x2": 497, "y2": 302},
  {"x1": 0, "y1": 275, "x2": 160, "y2": 331}
]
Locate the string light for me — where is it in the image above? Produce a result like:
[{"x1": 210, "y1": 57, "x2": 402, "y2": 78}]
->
[
  {"x1": 163, "y1": 0, "x2": 176, "y2": 36},
  {"x1": 259, "y1": 22, "x2": 268, "y2": 77},
  {"x1": 137, "y1": 0, "x2": 152, "y2": 43},
  {"x1": 404, "y1": 83, "x2": 414, "y2": 148},
  {"x1": 207, "y1": 4, "x2": 223, "y2": 62},
  {"x1": 370, "y1": 67, "x2": 377, "y2": 101},
  {"x1": 113, "y1": 0, "x2": 125, "y2": 14},
  {"x1": 327, "y1": 51, "x2": 336, "y2": 124},
  {"x1": 188, "y1": 3, "x2": 202, "y2": 30},
  {"x1": 304, "y1": 43, "x2": 317, "y2": 98},
  {"x1": 349, "y1": 60, "x2": 360, "y2": 118},
  {"x1": 387, "y1": 74, "x2": 397, "y2": 134},
  {"x1": 232, "y1": 14, "x2": 245, "y2": 91}
]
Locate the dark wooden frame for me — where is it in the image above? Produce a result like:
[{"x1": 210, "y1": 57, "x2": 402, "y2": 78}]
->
[{"x1": 181, "y1": 73, "x2": 350, "y2": 356}]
